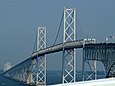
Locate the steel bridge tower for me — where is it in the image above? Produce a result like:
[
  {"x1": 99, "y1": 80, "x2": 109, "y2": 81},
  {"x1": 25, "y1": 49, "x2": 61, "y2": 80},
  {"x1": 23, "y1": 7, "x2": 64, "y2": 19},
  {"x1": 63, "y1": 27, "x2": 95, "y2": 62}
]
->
[
  {"x1": 62, "y1": 8, "x2": 76, "y2": 83},
  {"x1": 32, "y1": 26, "x2": 46, "y2": 86},
  {"x1": 36, "y1": 26, "x2": 46, "y2": 85}
]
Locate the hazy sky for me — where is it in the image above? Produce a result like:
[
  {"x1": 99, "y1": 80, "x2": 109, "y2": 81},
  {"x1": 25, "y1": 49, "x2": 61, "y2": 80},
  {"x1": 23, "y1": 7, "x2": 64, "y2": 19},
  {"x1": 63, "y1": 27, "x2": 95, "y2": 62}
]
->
[{"x1": 0, "y1": 0, "x2": 115, "y2": 70}]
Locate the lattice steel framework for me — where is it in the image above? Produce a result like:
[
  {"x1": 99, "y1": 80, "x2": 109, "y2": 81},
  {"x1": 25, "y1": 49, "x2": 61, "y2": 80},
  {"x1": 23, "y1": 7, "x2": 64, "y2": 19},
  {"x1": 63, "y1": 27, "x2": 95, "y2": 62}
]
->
[
  {"x1": 36, "y1": 26, "x2": 46, "y2": 85},
  {"x1": 31, "y1": 26, "x2": 46, "y2": 85},
  {"x1": 82, "y1": 43, "x2": 115, "y2": 81},
  {"x1": 62, "y1": 8, "x2": 76, "y2": 83}
]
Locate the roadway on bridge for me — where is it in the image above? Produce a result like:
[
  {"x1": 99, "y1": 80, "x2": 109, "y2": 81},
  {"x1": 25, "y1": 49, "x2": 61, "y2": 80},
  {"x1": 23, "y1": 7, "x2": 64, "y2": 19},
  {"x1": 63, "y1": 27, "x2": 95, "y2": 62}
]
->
[{"x1": 0, "y1": 74, "x2": 30, "y2": 86}]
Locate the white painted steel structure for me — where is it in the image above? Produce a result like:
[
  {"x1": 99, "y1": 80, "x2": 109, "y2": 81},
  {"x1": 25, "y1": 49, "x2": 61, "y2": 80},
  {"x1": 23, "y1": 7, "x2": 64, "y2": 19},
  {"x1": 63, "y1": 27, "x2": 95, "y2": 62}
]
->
[
  {"x1": 36, "y1": 26, "x2": 46, "y2": 85},
  {"x1": 31, "y1": 26, "x2": 47, "y2": 85},
  {"x1": 62, "y1": 8, "x2": 76, "y2": 83}
]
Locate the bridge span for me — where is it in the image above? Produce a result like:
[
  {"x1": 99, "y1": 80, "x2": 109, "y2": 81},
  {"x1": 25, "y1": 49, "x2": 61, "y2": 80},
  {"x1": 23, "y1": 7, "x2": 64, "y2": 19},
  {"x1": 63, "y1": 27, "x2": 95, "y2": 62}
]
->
[
  {"x1": 2, "y1": 7, "x2": 115, "y2": 86},
  {"x1": 3, "y1": 41, "x2": 115, "y2": 86},
  {"x1": 3, "y1": 39, "x2": 95, "y2": 85}
]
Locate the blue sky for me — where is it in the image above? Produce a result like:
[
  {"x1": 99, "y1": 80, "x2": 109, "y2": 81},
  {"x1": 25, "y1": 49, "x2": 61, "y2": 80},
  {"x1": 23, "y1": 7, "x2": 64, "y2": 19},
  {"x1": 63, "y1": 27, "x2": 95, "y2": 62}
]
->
[{"x1": 0, "y1": 0, "x2": 115, "y2": 70}]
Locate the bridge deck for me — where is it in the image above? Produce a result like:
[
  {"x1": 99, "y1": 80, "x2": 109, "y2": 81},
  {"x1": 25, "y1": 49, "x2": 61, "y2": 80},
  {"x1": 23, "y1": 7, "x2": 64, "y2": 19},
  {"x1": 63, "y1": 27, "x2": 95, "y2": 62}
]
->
[{"x1": 32, "y1": 39, "x2": 95, "y2": 59}]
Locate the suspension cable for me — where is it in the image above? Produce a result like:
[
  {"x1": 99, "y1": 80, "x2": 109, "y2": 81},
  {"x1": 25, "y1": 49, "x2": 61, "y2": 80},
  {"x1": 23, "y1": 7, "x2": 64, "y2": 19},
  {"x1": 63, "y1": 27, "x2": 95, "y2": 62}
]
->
[
  {"x1": 53, "y1": 11, "x2": 64, "y2": 46},
  {"x1": 32, "y1": 29, "x2": 38, "y2": 53}
]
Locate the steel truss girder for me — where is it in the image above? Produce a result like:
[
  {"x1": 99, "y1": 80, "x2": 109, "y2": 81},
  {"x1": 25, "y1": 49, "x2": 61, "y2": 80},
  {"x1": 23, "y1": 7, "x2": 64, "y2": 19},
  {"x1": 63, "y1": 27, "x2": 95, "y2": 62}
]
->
[
  {"x1": 82, "y1": 43, "x2": 115, "y2": 80},
  {"x1": 62, "y1": 8, "x2": 76, "y2": 83}
]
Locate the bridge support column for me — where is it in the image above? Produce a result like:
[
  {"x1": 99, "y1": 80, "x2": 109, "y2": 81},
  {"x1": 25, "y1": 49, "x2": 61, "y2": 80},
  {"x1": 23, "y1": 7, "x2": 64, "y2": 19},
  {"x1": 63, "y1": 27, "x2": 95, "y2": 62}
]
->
[
  {"x1": 31, "y1": 59, "x2": 37, "y2": 85},
  {"x1": 82, "y1": 45, "x2": 97, "y2": 81},
  {"x1": 62, "y1": 8, "x2": 76, "y2": 83},
  {"x1": 26, "y1": 68, "x2": 34, "y2": 85}
]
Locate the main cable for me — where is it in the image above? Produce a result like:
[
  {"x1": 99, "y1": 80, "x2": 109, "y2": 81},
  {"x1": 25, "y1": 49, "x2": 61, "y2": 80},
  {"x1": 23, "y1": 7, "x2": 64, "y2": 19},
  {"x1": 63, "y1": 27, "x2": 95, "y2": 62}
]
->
[
  {"x1": 32, "y1": 29, "x2": 37, "y2": 54},
  {"x1": 53, "y1": 11, "x2": 64, "y2": 46}
]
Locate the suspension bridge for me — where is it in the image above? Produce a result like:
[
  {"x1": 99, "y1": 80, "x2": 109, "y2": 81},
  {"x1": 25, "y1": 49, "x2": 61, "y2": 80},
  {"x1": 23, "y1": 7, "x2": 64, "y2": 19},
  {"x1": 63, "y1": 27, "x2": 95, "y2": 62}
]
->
[{"x1": 2, "y1": 8, "x2": 115, "y2": 86}]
